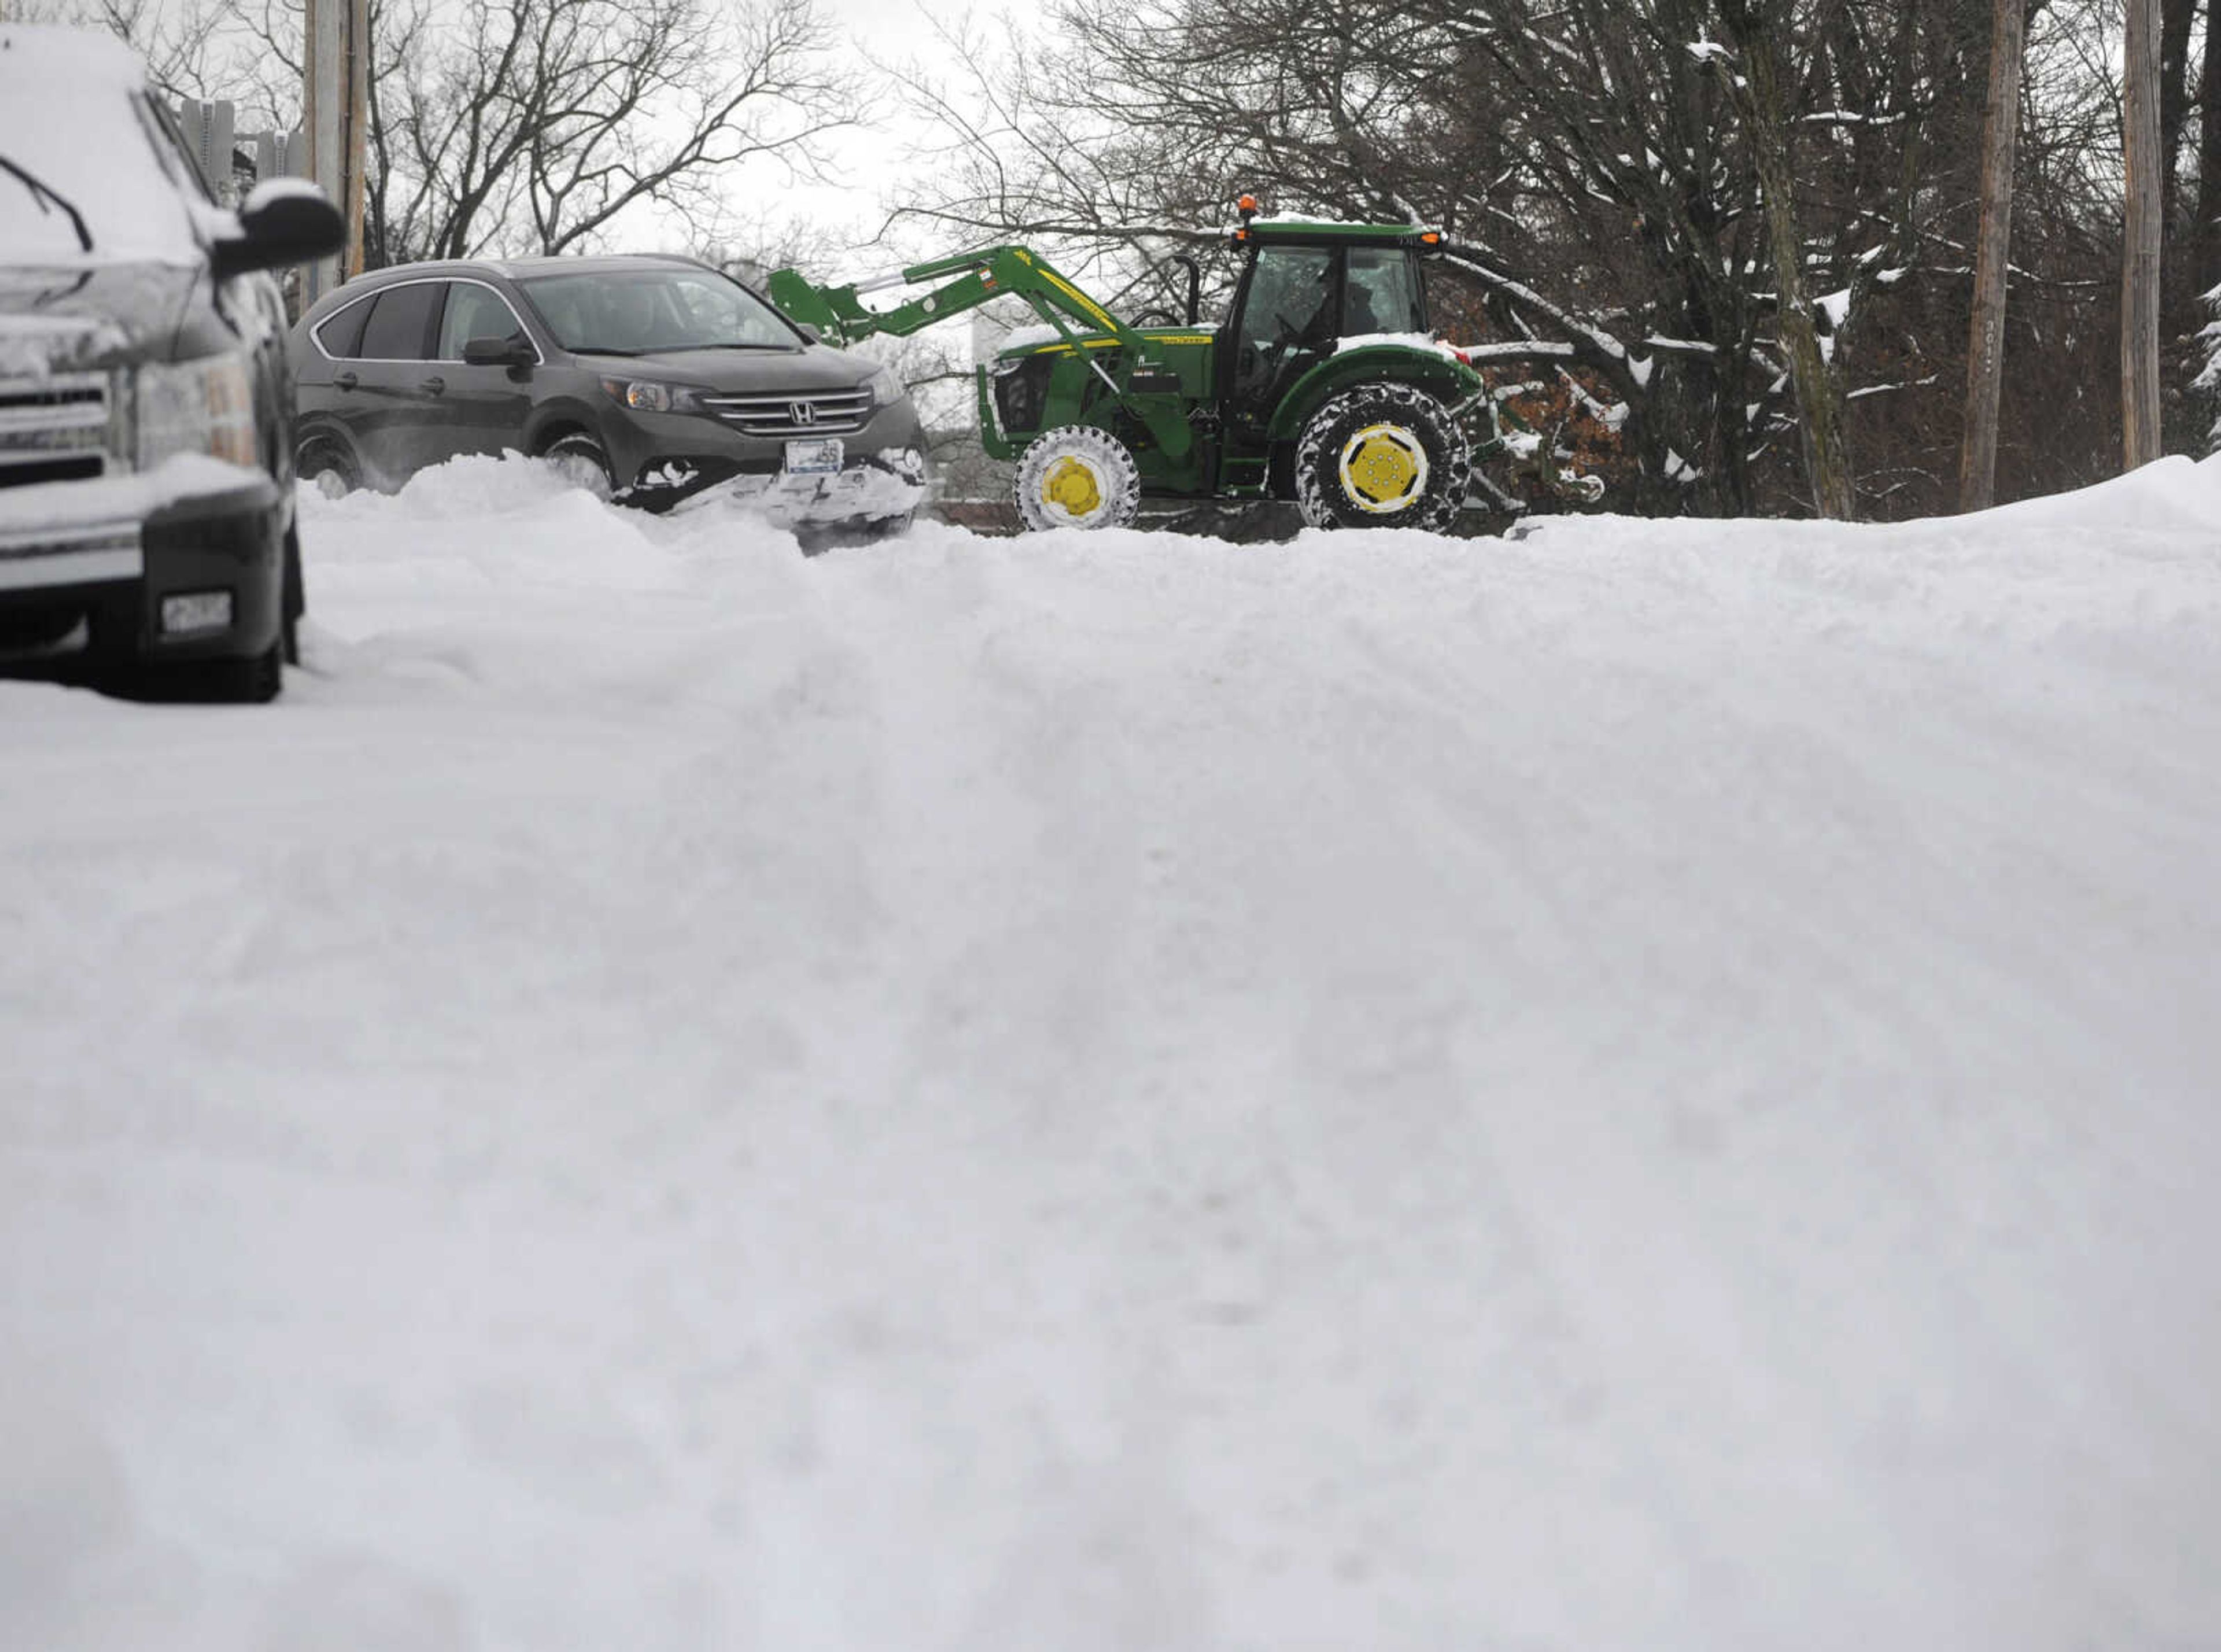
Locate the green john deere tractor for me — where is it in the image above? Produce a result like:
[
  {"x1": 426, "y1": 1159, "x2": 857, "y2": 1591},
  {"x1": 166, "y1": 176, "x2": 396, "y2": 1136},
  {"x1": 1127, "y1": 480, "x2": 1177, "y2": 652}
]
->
[{"x1": 769, "y1": 200, "x2": 1555, "y2": 533}]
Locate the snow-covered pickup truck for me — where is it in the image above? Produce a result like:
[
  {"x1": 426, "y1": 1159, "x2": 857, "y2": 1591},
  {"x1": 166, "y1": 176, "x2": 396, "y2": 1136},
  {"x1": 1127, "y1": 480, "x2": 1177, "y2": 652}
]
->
[{"x1": 0, "y1": 26, "x2": 343, "y2": 702}]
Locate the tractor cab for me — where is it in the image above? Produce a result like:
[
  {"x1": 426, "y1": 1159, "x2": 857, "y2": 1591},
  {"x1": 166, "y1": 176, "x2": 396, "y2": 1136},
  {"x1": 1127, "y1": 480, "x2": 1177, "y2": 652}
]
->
[
  {"x1": 982, "y1": 217, "x2": 1452, "y2": 495},
  {"x1": 1213, "y1": 215, "x2": 1444, "y2": 484}
]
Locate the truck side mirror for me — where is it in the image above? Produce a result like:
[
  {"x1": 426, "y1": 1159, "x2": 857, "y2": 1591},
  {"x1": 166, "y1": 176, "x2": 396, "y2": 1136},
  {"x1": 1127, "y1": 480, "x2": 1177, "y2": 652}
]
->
[{"x1": 212, "y1": 179, "x2": 347, "y2": 279}]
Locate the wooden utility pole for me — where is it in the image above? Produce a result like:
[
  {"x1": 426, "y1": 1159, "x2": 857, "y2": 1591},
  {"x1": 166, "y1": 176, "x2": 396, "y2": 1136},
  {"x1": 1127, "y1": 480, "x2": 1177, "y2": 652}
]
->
[
  {"x1": 2122, "y1": 0, "x2": 2164, "y2": 469},
  {"x1": 1958, "y1": 0, "x2": 2027, "y2": 511},
  {"x1": 302, "y1": 0, "x2": 368, "y2": 303}
]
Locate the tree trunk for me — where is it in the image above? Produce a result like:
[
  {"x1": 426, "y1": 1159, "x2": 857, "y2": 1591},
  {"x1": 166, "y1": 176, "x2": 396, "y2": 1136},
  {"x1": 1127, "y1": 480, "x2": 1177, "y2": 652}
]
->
[
  {"x1": 1725, "y1": 3, "x2": 1857, "y2": 519},
  {"x1": 2157, "y1": 0, "x2": 2195, "y2": 219},
  {"x1": 2123, "y1": 0, "x2": 2164, "y2": 470},
  {"x1": 1959, "y1": 0, "x2": 2026, "y2": 511},
  {"x1": 2197, "y1": 0, "x2": 2221, "y2": 293}
]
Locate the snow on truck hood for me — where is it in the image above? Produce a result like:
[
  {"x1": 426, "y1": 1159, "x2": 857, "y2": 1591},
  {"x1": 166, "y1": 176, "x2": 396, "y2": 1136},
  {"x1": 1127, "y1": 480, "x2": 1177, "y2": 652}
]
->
[{"x1": 1, "y1": 28, "x2": 207, "y2": 264}]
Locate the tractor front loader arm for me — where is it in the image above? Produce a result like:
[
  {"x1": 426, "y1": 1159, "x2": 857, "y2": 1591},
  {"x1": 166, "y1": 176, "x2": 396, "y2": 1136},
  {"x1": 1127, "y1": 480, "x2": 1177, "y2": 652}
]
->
[
  {"x1": 768, "y1": 247, "x2": 1194, "y2": 462},
  {"x1": 770, "y1": 246, "x2": 1126, "y2": 348}
]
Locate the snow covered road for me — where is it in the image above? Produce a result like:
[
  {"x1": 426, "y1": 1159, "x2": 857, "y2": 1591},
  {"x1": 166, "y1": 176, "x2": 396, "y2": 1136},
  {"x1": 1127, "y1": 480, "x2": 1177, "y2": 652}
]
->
[{"x1": 5, "y1": 456, "x2": 2219, "y2": 1649}]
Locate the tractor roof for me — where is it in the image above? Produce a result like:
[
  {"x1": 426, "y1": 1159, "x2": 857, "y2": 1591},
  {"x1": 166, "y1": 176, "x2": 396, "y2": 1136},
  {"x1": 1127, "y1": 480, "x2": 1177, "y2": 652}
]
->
[{"x1": 1238, "y1": 218, "x2": 1444, "y2": 247}]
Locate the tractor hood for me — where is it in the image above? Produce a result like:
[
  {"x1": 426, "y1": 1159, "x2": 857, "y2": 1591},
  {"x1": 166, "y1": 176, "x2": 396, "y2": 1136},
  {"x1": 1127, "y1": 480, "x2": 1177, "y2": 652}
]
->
[{"x1": 996, "y1": 325, "x2": 1218, "y2": 363}]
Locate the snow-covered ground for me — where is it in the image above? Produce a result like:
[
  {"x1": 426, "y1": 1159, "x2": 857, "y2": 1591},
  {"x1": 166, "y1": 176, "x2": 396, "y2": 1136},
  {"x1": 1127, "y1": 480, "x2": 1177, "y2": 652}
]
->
[{"x1": 4, "y1": 455, "x2": 2219, "y2": 1650}]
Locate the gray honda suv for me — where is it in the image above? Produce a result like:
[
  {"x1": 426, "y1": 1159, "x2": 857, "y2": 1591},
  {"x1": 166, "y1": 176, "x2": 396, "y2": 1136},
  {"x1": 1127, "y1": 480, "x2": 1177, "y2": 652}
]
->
[{"x1": 288, "y1": 254, "x2": 927, "y2": 536}]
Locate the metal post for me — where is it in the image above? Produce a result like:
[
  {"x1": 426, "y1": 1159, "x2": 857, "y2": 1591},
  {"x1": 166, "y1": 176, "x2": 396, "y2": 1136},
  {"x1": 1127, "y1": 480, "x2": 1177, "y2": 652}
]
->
[{"x1": 177, "y1": 99, "x2": 238, "y2": 202}]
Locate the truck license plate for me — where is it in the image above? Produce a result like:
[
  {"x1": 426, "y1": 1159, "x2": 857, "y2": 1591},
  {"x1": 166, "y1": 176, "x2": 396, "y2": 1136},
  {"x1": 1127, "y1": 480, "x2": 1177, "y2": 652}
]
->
[{"x1": 784, "y1": 438, "x2": 843, "y2": 477}]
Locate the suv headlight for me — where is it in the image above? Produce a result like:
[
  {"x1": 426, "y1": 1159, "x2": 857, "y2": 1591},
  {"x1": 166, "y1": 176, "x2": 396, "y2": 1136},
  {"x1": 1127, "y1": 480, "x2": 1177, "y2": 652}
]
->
[
  {"x1": 600, "y1": 378, "x2": 708, "y2": 414},
  {"x1": 136, "y1": 352, "x2": 257, "y2": 469},
  {"x1": 862, "y1": 363, "x2": 904, "y2": 408}
]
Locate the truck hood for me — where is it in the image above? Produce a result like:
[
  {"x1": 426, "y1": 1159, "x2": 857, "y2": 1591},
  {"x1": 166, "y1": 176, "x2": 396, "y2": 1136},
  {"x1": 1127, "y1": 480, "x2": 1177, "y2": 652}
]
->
[{"x1": 0, "y1": 260, "x2": 199, "y2": 377}]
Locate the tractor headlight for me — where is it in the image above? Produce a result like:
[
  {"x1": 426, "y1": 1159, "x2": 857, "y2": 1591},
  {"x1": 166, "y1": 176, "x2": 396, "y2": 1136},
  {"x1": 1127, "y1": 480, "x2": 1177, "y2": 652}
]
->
[
  {"x1": 862, "y1": 363, "x2": 904, "y2": 408},
  {"x1": 600, "y1": 378, "x2": 708, "y2": 414},
  {"x1": 136, "y1": 351, "x2": 257, "y2": 470}
]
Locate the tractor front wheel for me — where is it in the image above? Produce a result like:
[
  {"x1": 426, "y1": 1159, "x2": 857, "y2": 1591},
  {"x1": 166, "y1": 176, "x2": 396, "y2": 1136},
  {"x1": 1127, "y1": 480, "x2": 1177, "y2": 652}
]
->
[
  {"x1": 1013, "y1": 427, "x2": 1141, "y2": 532},
  {"x1": 1294, "y1": 384, "x2": 1471, "y2": 532}
]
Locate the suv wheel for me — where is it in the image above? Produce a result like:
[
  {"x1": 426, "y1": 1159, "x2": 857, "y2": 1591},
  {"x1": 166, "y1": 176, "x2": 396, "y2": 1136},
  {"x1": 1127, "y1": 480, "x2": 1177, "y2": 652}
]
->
[
  {"x1": 544, "y1": 433, "x2": 616, "y2": 501},
  {"x1": 297, "y1": 437, "x2": 360, "y2": 499}
]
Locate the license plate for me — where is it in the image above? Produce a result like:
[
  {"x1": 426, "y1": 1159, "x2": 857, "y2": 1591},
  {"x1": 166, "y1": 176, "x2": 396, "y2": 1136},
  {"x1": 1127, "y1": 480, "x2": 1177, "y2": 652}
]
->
[{"x1": 784, "y1": 438, "x2": 843, "y2": 477}]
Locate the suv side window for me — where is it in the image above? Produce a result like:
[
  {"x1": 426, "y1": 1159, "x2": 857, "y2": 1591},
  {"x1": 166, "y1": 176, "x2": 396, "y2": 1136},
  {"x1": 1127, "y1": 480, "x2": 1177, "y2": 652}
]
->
[
  {"x1": 315, "y1": 296, "x2": 375, "y2": 359},
  {"x1": 357, "y1": 283, "x2": 442, "y2": 360},
  {"x1": 436, "y1": 283, "x2": 530, "y2": 361}
]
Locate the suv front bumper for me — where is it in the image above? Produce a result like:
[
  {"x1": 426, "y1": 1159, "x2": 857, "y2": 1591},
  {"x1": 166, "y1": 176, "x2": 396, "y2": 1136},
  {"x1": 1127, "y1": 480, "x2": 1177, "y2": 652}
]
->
[{"x1": 597, "y1": 400, "x2": 929, "y2": 524}]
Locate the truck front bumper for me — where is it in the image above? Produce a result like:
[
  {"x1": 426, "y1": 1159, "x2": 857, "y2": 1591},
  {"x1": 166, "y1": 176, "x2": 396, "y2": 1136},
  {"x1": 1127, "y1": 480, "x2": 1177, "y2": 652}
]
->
[{"x1": 0, "y1": 459, "x2": 284, "y2": 665}]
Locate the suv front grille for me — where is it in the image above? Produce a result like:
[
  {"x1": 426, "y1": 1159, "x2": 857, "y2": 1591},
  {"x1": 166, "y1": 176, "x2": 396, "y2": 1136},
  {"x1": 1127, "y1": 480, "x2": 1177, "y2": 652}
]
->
[
  {"x1": 699, "y1": 388, "x2": 873, "y2": 438},
  {"x1": 0, "y1": 373, "x2": 113, "y2": 490}
]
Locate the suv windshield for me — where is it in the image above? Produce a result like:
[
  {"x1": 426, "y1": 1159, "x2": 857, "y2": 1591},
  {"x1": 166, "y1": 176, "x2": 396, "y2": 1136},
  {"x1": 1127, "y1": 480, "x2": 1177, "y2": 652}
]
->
[{"x1": 518, "y1": 268, "x2": 799, "y2": 355}]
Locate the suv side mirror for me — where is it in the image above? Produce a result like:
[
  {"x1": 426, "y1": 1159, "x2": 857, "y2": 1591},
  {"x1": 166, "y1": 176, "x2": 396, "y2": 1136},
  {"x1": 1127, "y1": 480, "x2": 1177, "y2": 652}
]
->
[
  {"x1": 462, "y1": 335, "x2": 535, "y2": 367},
  {"x1": 212, "y1": 180, "x2": 348, "y2": 279}
]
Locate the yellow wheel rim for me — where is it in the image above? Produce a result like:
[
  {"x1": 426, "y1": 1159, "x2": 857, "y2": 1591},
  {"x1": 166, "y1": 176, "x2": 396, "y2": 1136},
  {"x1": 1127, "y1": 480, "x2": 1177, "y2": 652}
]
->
[
  {"x1": 1042, "y1": 455, "x2": 1104, "y2": 519},
  {"x1": 1337, "y1": 423, "x2": 1427, "y2": 514}
]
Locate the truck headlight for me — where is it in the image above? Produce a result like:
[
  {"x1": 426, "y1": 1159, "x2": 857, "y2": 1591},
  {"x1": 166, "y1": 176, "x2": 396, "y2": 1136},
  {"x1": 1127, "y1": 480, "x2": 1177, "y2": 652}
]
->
[
  {"x1": 136, "y1": 352, "x2": 257, "y2": 469},
  {"x1": 600, "y1": 378, "x2": 706, "y2": 414}
]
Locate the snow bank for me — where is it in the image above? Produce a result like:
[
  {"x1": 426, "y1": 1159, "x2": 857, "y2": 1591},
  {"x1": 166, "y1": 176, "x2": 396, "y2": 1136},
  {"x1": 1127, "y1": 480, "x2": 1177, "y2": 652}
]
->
[{"x1": 3, "y1": 452, "x2": 2219, "y2": 1650}]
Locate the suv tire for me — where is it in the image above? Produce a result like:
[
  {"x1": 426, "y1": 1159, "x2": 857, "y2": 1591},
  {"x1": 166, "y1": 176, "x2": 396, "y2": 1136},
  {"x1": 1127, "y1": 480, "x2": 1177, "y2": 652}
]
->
[{"x1": 544, "y1": 433, "x2": 617, "y2": 500}]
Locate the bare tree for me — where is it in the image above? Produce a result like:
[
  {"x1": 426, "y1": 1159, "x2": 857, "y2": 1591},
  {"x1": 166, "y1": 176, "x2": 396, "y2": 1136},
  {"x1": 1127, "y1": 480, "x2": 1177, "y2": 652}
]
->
[
  {"x1": 1960, "y1": 0, "x2": 2028, "y2": 510},
  {"x1": 149, "y1": 0, "x2": 859, "y2": 266},
  {"x1": 354, "y1": 0, "x2": 859, "y2": 263},
  {"x1": 15, "y1": 0, "x2": 229, "y2": 101},
  {"x1": 1711, "y1": 0, "x2": 1855, "y2": 519}
]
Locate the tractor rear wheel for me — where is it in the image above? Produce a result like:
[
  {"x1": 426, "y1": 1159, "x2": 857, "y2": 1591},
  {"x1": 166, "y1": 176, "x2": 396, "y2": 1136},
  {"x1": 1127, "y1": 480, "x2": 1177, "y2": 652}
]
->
[
  {"x1": 1294, "y1": 384, "x2": 1471, "y2": 532},
  {"x1": 1014, "y1": 427, "x2": 1141, "y2": 532}
]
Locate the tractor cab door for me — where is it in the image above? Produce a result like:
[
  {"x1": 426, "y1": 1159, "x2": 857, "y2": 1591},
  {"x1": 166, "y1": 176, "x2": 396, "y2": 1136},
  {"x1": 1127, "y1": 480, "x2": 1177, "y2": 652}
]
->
[
  {"x1": 1220, "y1": 242, "x2": 1430, "y2": 437},
  {"x1": 1223, "y1": 243, "x2": 1340, "y2": 435}
]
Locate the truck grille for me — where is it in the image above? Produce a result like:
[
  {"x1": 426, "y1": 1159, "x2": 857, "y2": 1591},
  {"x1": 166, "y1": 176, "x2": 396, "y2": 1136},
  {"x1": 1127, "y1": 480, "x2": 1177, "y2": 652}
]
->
[
  {"x1": 699, "y1": 387, "x2": 873, "y2": 438},
  {"x1": 0, "y1": 373, "x2": 114, "y2": 489}
]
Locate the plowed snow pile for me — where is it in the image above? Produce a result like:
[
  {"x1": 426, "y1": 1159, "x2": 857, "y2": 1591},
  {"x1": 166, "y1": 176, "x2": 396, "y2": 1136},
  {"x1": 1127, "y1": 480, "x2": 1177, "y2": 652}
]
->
[{"x1": 4, "y1": 456, "x2": 2219, "y2": 1650}]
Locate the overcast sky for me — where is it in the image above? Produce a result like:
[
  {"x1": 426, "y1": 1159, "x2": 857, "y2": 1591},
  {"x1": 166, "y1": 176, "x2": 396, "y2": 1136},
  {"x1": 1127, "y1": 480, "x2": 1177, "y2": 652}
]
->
[{"x1": 797, "y1": 0, "x2": 971, "y2": 260}]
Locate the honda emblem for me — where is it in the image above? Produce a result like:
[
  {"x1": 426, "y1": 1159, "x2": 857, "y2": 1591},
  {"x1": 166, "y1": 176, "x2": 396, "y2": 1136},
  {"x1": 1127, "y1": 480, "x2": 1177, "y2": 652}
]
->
[{"x1": 788, "y1": 400, "x2": 816, "y2": 426}]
